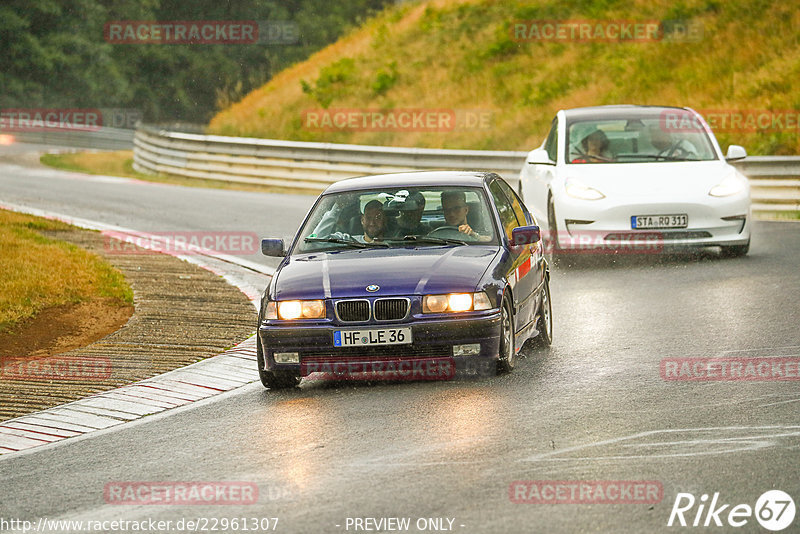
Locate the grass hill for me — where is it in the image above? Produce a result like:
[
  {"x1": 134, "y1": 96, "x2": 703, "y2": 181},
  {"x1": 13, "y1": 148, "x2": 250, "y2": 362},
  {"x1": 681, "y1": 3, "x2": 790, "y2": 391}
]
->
[{"x1": 208, "y1": 0, "x2": 800, "y2": 155}]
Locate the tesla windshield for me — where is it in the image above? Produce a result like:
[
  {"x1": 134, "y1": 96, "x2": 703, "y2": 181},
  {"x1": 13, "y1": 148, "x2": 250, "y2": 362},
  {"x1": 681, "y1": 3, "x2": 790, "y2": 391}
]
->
[{"x1": 567, "y1": 117, "x2": 717, "y2": 163}]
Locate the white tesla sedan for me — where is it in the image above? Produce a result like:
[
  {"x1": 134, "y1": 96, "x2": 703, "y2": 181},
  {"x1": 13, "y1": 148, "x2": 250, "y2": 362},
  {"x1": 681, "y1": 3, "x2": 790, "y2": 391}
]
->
[{"x1": 518, "y1": 105, "x2": 751, "y2": 257}]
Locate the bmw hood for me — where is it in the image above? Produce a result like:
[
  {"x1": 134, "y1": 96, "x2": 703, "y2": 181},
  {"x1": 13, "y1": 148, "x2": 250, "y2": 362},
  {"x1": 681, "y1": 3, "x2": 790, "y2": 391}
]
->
[
  {"x1": 562, "y1": 160, "x2": 744, "y2": 201},
  {"x1": 273, "y1": 246, "x2": 499, "y2": 300}
]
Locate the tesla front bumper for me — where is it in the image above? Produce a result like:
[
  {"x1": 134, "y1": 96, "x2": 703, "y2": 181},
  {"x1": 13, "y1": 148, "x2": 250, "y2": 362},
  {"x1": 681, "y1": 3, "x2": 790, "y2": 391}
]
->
[{"x1": 554, "y1": 195, "x2": 751, "y2": 251}]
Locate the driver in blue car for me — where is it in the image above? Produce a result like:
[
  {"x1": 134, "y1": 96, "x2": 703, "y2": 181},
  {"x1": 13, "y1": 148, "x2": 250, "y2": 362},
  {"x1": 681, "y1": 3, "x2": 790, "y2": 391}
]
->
[{"x1": 440, "y1": 190, "x2": 490, "y2": 241}]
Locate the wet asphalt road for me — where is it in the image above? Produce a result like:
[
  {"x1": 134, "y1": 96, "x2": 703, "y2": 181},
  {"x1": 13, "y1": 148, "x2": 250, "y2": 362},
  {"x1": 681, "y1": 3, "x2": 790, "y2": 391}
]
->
[{"x1": 1, "y1": 146, "x2": 799, "y2": 533}]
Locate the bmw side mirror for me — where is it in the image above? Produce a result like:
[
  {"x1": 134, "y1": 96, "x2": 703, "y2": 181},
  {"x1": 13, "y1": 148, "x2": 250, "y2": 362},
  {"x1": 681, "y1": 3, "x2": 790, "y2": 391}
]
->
[
  {"x1": 725, "y1": 145, "x2": 747, "y2": 161},
  {"x1": 261, "y1": 238, "x2": 286, "y2": 257},
  {"x1": 511, "y1": 225, "x2": 541, "y2": 246},
  {"x1": 527, "y1": 148, "x2": 556, "y2": 166}
]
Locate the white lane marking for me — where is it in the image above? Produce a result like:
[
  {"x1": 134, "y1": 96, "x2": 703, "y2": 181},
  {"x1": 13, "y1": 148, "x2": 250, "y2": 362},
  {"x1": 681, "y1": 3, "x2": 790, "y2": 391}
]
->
[
  {"x1": 0, "y1": 337, "x2": 260, "y2": 456},
  {"x1": 607, "y1": 392, "x2": 800, "y2": 412},
  {"x1": 716, "y1": 345, "x2": 800, "y2": 357},
  {"x1": 0, "y1": 382, "x2": 263, "y2": 460},
  {"x1": 520, "y1": 426, "x2": 800, "y2": 463},
  {"x1": 758, "y1": 397, "x2": 800, "y2": 408}
]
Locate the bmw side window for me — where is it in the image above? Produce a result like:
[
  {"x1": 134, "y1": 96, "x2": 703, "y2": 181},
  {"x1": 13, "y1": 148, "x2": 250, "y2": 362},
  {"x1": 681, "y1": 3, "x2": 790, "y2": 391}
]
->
[
  {"x1": 489, "y1": 181, "x2": 521, "y2": 241},
  {"x1": 496, "y1": 180, "x2": 530, "y2": 227},
  {"x1": 544, "y1": 120, "x2": 558, "y2": 162}
]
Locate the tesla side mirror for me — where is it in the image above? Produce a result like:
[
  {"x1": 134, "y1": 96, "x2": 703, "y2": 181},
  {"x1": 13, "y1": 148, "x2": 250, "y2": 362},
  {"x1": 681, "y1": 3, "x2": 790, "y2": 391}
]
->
[
  {"x1": 261, "y1": 238, "x2": 286, "y2": 257},
  {"x1": 511, "y1": 225, "x2": 541, "y2": 246},
  {"x1": 725, "y1": 145, "x2": 747, "y2": 161},
  {"x1": 527, "y1": 148, "x2": 556, "y2": 166}
]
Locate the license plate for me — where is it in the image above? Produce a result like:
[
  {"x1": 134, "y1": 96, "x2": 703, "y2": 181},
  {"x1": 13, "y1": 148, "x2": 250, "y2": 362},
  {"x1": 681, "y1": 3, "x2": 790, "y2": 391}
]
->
[
  {"x1": 631, "y1": 214, "x2": 688, "y2": 229},
  {"x1": 334, "y1": 328, "x2": 412, "y2": 347}
]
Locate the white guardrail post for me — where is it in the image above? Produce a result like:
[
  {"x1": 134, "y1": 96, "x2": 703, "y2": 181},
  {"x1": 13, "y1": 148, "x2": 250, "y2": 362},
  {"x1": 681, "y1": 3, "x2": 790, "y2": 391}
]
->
[{"x1": 131, "y1": 125, "x2": 800, "y2": 219}]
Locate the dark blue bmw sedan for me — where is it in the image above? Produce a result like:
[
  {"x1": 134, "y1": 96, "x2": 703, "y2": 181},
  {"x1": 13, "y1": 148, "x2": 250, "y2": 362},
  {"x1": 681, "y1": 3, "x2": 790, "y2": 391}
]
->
[{"x1": 257, "y1": 171, "x2": 552, "y2": 388}]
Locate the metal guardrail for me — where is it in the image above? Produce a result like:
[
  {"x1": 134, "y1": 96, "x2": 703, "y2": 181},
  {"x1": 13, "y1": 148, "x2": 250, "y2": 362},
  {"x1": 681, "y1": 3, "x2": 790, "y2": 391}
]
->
[
  {"x1": 9, "y1": 126, "x2": 135, "y2": 151},
  {"x1": 733, "y1": 156, "x2": 800, "y2": 216},
  {"x1": 8, "y1": 123, "x2": 794, "y2": 217},
  {"x1": 132, "y1": 124, "x2": 526, "y2": 189},
  {"x1": 132, "y1": 125, "x2": 800, "y2": 218}
]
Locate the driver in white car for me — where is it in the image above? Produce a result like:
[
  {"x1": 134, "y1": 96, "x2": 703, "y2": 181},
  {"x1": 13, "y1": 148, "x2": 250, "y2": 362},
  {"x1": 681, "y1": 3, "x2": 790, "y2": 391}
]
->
[
  {"x1": 647, "y1": 124, "x2": 699, "y2": 159},
  {"x1": 581, "y1": 128, "x2": 615, "y2": 162}
]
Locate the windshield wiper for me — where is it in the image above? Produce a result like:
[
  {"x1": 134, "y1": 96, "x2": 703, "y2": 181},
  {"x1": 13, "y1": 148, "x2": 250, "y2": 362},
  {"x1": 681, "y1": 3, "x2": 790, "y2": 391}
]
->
[
  {"x1": 389, "y1": 235, "x2": 469, "y2": 246},
  {"x1": 304, "y1": 236, "x2": 368, "y2": 248},
  {"x1": 304, "y1": 236, "x2": 390, "y2": 248},
  {"x1": 615, "y1": 154, "x2": 701, "y2": 162}
]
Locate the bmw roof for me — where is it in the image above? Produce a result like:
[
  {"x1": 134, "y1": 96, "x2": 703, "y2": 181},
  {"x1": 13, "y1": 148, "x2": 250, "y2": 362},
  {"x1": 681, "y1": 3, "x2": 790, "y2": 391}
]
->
[{"x1": 323, "y1": 170, "x2": 497, "y2": 194}]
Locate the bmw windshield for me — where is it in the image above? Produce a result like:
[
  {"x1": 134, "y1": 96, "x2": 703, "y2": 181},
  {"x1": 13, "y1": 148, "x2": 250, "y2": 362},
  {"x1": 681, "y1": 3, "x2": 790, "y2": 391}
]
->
[{"x1": 293, "y1": 186, "x2": 499, "y2": 253}]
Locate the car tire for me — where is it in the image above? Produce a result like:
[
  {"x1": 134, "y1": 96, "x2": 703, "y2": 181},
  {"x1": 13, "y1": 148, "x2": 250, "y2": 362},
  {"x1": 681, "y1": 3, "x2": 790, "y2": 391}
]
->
[
  {"x1": 257, "y1": 338, "x2": 300, "y2": 390},
  {"x1": 721, "y1": 240, "x2": 750, "y2": 258},
  {"x1": 533, "y1": 276, "x2": 553, "y2": 346},
  {"x1": 496, "y1": 298, "x2": 516, "y2": 374}
]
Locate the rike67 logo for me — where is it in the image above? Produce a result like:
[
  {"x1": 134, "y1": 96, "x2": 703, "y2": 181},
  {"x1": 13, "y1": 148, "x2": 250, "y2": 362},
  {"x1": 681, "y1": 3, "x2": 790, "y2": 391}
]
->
[{"x1": 668, "y1": 490, "x2": 796, "y2": 531}]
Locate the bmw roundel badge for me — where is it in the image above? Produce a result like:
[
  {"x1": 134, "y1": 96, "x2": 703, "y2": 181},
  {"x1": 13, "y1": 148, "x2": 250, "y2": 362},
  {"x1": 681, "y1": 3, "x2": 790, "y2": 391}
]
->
[{"x1": 366, "y1": 284, "x2": 380, "y2": 292}]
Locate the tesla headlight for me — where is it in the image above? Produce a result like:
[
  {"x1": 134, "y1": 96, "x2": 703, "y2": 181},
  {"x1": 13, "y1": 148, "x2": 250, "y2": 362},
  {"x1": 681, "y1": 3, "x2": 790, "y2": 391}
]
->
[
  {"x1": 422, "y1": 292, "x2": 493, "y2": 313},
  {"x1": 269, "y1": 300, "x2": 326, "y2": 320},
  {"x1": 709, "y1": 174, "x2": 745, "y2": 197},
  {"x1": 565, "y1": 180, "x2": 605, "y2": 200}
]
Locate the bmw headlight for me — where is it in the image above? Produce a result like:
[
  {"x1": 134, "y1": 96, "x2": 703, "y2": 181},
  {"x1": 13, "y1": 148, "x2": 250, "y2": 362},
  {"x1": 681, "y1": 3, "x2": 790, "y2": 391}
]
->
[
  {"x1": 709, "y1": 174, "x2": 745, "y2": 197},
  {"x1": 266, "y1": 300, "x2": 326, "y2": 320},
  {"x1": 565, "y1": 180, "x2": 605, "y2": 200},
  {"x1": 422, "y1": 292, "x2": 493, "y2": 313}
]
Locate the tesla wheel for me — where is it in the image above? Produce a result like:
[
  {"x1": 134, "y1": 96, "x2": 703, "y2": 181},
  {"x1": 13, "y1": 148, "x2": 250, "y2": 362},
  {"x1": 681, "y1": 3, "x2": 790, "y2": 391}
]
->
[
  {"x1": 533, "y1": 276, "x2": 553, "y2": 346},
  {"x1": 546, "y1": 197, "x2": 561, "y2": 266},
  {"x1": 721, "y1": 240, "x2": 750, "y2": 258},
  {"x1": 496, "y1": 298, "x2": 516, "y2": 374},
  {"x1": 257, "y1": 339, "x2": 300, "y2": 389}
]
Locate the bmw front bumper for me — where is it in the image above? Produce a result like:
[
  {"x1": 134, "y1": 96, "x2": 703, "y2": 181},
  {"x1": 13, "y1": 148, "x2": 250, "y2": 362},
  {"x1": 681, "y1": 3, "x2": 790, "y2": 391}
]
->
[{"x1": 258, "y1": 310, "x2": 502, "y2": 378}]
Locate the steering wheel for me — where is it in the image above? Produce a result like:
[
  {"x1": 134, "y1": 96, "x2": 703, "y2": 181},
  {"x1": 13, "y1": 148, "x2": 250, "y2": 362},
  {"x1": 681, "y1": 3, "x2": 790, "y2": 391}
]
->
[
  {"x1": 659, "y1": 140, "x2": 692, "y2": 159},
  {"x1": 571, "y1": 146, "x2": 613, "y2": 163},
  {"x1": 427, "y1": 225, "x2": 469, "y2": 239}
]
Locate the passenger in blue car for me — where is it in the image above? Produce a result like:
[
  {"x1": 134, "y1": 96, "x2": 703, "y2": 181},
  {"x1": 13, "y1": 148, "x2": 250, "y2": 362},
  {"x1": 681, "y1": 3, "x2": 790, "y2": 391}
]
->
[
  {"x1": 360, "y1": 200, "x2": 387, "y2": 242},
  {"x1": 387, "y1": 190, "x2": 429, "y2": 237},
  {"x1": 312, "y1": 198, "x2": 387, "y2": 243}
]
